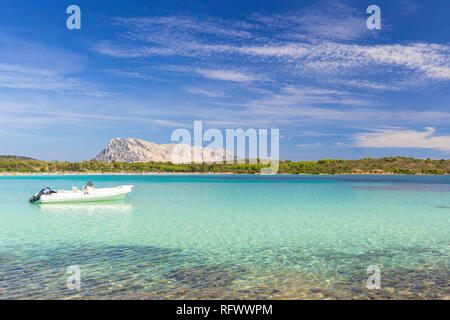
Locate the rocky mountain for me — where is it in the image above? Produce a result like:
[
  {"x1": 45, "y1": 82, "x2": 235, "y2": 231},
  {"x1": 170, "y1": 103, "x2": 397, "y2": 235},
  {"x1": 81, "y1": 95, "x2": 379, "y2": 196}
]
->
[{"x1": 95, "y1": 138, "x2": 233, "y2": 163}]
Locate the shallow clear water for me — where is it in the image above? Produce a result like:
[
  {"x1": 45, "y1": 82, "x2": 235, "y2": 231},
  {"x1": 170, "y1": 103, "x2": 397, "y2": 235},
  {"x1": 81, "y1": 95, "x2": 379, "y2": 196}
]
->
[{"x1": 0, "y1": 175, "x2": 448, "y2": 299}]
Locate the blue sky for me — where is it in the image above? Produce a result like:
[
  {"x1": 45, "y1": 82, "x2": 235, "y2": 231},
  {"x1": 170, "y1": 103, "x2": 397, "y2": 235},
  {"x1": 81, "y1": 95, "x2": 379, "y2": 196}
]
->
[{"x1": 0, "y1": 0, "x2": 449, "y2": 161}]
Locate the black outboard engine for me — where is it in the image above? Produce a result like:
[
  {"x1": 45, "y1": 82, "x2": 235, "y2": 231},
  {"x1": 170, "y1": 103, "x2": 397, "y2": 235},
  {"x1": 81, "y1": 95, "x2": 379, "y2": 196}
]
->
[
  {"x1": 29, "y1": 187, "x2": 56, "y2": 203},
  {"x1": 85, "y1": 181, "x2": 94, "y2": 188}
]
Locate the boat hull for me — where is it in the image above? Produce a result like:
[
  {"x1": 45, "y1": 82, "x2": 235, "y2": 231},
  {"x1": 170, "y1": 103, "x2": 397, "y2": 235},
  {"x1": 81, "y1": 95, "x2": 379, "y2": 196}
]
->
[{"x1": 38, "y1": 185, "x2": 133, "y2": 204}]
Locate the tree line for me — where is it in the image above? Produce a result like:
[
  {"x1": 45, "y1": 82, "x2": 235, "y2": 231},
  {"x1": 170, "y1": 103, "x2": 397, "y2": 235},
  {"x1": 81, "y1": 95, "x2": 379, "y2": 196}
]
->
[{"x1": 0, "y1": 156, "x2": 449, "y2": 175}]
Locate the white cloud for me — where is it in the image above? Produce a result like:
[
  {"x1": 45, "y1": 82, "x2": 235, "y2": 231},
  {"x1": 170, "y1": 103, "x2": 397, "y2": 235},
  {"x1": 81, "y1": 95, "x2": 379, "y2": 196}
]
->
[
  {"x1": 355, "y1": 127, "x2": 450, "y2": 151},
  {"x1": 88, "y1": 3, "x2": 450, "y2": 83},
  {"x1": 105, "y1": 68, "x2": 158, "y2": 80},
  {"x1": 184, "y1": 87, "x2": 225, "y2": 97},
  {"x1": 251, "y1": 2, "x2": 369, "y2": 41},
  {"x1": 93, "y1": 28, "x2": 450, "y2": 81},
  {"x1": 93, "y1": 41, "x2": 177, "y2": 58},
  {"x1": 0, "y1": 36, "x2": 114, "y2": 97},
  {"x1": 359, "y1": 43, "x2": 450, "y2": 80},
  {"x1": 236, "y1": 42, "x2": 450, "y2": 80},
  {"x1": 194, "y1": 69, "x2": 261, "y2": 82},
  {"x1": 298, "y1": 130, "x2": 347, "y2": 137},
  {"x1": 245, "y1": 86, "x2": 372, "y2": 111},
  {"x1": 0, "y1": 64, "x2": 113, "y2": 97},
  {"x1": 296, "y1": 143, "x2": 323, "y2": 147},
  {"x1": 0, "y1": 98, "x2": 186, "y2": 128},
  {"x1": 87, "y1": 2, "x2": 450, "y2": 89},
  {"x1": 113, "y1": 15, "x2": 253, "y2": 40},
  {"x1": 160, "y1": 65, "x2": 263, "y2": 82},
  {"x1": 0, "y1": 35, "x2": 85, "y2": 74},
  {"x1": 327, "y1": 79, "x2": 404, "y2": 91},
  {"x1": 0, "y1": 64, "x2": 77, "y2": 90}
]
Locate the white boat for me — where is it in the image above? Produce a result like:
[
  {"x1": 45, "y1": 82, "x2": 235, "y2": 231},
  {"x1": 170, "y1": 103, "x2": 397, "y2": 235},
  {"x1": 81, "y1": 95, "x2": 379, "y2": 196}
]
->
[{"x1": 30, "y1": 182, "x2": 133, "y2": 204}]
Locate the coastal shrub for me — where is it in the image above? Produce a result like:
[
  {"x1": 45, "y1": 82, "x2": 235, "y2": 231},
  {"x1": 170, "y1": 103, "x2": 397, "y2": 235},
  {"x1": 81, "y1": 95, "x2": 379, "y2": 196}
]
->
[{"x1": 0, "y1": 156, "x2": 449, "y2": 175}]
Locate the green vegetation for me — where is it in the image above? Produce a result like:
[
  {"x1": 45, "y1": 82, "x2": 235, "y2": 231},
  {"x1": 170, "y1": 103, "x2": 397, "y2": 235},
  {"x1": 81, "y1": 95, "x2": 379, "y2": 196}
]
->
[
  {"x1": 0, "y1": 155, "x2": 35, "y2": 160},
  {"x1": 0, "y1": 156, "x2": 449, "y2": 175}
]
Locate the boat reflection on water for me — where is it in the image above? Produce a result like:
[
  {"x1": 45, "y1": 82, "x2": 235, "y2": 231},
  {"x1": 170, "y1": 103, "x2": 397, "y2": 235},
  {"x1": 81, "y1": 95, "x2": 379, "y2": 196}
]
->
[
  {"x1": 36, "y1": 201, "x2": 134, "y2": 244},
  {"x1": 38, "y1": 201, "x2": 133, "y2": 215}
]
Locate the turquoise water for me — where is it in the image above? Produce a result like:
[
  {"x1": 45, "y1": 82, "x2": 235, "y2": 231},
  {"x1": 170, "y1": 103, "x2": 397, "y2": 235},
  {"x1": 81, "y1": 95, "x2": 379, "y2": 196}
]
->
[{"x1": 0, "y1": 175, "x2": 448, "y2": 299}]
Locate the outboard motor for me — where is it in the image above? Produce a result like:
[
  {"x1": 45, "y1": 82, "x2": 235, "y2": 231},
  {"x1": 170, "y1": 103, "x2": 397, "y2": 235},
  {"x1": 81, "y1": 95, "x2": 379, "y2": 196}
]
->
[
  {"x1": 82, "y1": 181, "x2": 95, "y2": 194},
  {"x1": 29, "y1": 187, "x2": 56, "y2": 203}
]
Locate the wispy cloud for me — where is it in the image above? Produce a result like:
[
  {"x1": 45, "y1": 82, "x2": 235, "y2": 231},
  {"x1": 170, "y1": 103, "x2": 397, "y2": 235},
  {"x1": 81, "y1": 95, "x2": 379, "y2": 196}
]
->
[
  {"x1": 250, "y1": 1, "x2": 370, "y2": 41},
  {"x1": 0, "y1": 34, "x2": 85, "y2": 74},
  {"x1": 298, "y1": 130, "x2": 348, "y2": 137},
  {"x1": 0, "y1": 64, "x2": 114, "y2": 97},
  {"x1": 0, "y1": 35, "x2": 113, "y2": 97},
  {"x1": 327, "y1": 79, "x2": 404, "y2": 91},
  {"x1": 355, "y1": 127, "x2": 450, "y2": 152},
  {"x1": 0, "y1": 99, "x2": 187, "y2": 128},
  {"x1": 92, "y1": 41, "x2": 178, "y2": 58},
  {"x1": 105, "y1": 69, "x2": 154, "y2": 80},
  {"x1": 113, "y1": 15, "x2": 253, "y2": 40},
  {"x1": 184, "y1": 87, "x2": 225, "y2": 98},
  {"x1": 296, "y1": 143, "x2": 323, "y2": 147},
  {"x1": 245, "y1": 86, "x2": 373, "y2": 111},
  {"x1": 156, "y1": 64, "x2": 265, "y2": 83},
  {"x1": 92, "y1": 14, "x2": 450, "y2": 82},
  {"x1": 193, "y1": 69, "x2": 262, "y2": 82}
]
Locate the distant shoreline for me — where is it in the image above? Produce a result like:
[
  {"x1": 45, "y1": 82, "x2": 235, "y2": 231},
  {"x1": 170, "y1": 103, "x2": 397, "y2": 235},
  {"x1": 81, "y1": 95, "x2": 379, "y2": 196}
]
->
[
  {"x1": 1, "y1": 172, "x2": 449, "y2": 176},
  {"x1": 2, "y1": 156, "x2": 449, "y2": 175}
]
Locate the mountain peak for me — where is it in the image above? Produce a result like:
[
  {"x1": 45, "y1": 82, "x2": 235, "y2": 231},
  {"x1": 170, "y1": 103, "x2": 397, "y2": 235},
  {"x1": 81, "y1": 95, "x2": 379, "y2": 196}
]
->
[{"x1": 95, "y1": 138, "x2": 233, "y2": 163}]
